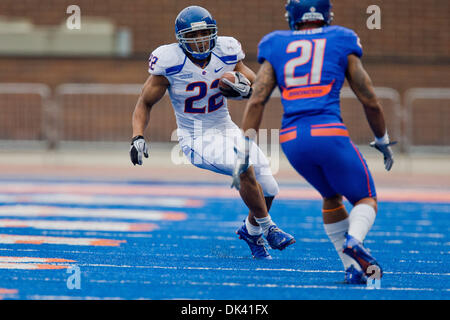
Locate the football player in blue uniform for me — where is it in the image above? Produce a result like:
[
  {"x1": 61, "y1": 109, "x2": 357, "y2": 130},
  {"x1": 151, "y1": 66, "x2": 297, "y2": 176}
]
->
[
  {"x1": 130, "y1": 6, "x2": 295, "y2": 259},
  {"x1": 235, "y1": 0, "x2": 396, "y2": 283}
]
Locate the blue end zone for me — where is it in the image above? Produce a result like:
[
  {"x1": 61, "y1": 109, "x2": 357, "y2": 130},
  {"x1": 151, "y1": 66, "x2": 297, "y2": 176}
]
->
[{"x1": 0, "y1": 179, "x2": 448, "y2": 300}]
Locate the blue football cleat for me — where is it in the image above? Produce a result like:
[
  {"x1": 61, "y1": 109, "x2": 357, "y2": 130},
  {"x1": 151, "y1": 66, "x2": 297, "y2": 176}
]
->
[
  {"x1": 343, "y1": 233, "x2": 383, "y2": 278},
  {"x1": 236, "y1": 223, "x2": 272, "y2": 259},
  {"x1": 345, "y1": 265, "x2": 368, "y2": 284},
  {"x1": 265, "y1": 225, "x2": 296, "y2": 250}
]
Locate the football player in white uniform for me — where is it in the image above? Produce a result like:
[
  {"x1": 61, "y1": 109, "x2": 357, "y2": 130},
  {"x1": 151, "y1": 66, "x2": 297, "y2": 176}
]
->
[{"x1": 130, "y1": 6, "x2": 295, "y2": 259}]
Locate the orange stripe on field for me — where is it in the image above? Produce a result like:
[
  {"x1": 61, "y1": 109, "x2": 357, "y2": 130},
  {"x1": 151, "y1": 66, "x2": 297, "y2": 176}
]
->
[
  {"x1": 36, "y1": 264, "x2": 69, "y2": 270},
  {"x1": 46, "y1": 258, "x2": 75, "y2": 263},
  {"x1": 163, "y1": 212, "x2": 187, "y2": 221},
  {"x1": 15, "y1": 240, "x2": 44, "y2": 245},
  {"x1": 311, "y1": 128, "x2": 349, "y2": 137},
  {"x1": 185, "y1": 199, "x2": 204, "y2": 208},
  {"x1": 280, "y1": 131, "x2": 297, "y2": 143},
  {"x1": 129, "y1": 223, "x2": 158, "y2": 232},
  {"x1": 0, "y1": 288, "x2": 18, "y2": 294},
  {"x1": 0, "y1": 256, "x2": 75, "y2": 263},
  {"x1": 89, "y1": 239, "x2": 125, "y2": 247}
]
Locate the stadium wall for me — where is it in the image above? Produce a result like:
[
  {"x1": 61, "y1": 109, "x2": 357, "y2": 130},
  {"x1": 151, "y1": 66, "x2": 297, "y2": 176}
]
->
[{"x1": 0, "y1": 0, "x2": 448, "y2": 146}]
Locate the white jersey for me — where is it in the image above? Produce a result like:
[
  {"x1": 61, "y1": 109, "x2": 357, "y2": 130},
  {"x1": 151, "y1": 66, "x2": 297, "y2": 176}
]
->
[{"x1": 148, "y1": 36, "x2": 245, "y2": 139}]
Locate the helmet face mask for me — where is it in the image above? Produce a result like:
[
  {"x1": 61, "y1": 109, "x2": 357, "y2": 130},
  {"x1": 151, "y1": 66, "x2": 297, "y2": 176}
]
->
[
  {"x1": 285, "y1": 0, "x2": 333, "y2": 30},
  {"x1": 175, "y1": 6, "x2": 218, "y2": 60}
]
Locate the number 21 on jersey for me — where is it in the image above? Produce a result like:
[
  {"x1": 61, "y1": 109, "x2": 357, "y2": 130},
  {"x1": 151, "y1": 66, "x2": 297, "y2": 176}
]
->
[{"x1": 284, "y1": 39, "x2": 326, "y2": 87}]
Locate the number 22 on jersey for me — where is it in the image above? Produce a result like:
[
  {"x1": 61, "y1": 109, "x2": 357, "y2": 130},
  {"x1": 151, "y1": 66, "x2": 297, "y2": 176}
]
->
[
  {"x1": 284, "y1": 39, "x2": 326, "y2": 88},
  {"x1": 184, "y1": 79, "x2": 223, "y2": 114}
]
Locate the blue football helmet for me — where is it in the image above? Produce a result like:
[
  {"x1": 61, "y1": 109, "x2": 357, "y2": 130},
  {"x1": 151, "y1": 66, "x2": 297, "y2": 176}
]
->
[
  {"x1": 285, "y1": 0, "x2": 333, "y2": 30},
  {"x1": 175, "y1": 6, "x2": 218, "y2": 60}
]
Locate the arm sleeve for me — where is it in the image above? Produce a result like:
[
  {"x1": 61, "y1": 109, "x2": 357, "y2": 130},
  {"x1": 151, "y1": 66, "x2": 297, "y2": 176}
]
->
[
  {"x1": 148, "y1": 47, "x2": 167, "y2": 76},
  {"x1": 345, "y1": 31, "x2": 363, "y2": 58},
  {"x1": 232, "y1": 38, "x2": 246, "y2": 61},
  {"x1": 257, "y1": 33, "x2": 274, "y2": 64},
  {"x1": 217, "y1": 36, "x2": 246, "y2": 61}
]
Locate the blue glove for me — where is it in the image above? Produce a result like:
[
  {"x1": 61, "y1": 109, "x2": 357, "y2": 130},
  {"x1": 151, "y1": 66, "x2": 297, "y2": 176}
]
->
[
  {"x1": 230, "y1": 136, "x2": 251, "y2": 190},
  {"x1": 369, "y1": 140, "x2": 397, "y2": 171}
]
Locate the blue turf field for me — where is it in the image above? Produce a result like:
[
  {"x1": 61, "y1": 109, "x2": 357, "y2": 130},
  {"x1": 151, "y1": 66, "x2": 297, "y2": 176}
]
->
[{"x1": 0, "y1": 179, "x2": 449, "y2": 300}]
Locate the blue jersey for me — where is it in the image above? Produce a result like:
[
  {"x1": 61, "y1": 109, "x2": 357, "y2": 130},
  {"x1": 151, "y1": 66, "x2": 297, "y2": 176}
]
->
[{"x1": 257, "y1": 25, "x2": 362, "y2": 127}]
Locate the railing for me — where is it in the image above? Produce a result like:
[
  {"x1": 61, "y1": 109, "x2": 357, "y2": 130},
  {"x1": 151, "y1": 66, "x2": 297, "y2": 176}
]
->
[
  {"x1": 404, "y1": 88, "x2": 450, "y2": 153},
  {"x1": 0, "y1": 83, "x2": 449, "y2": 153},
  {"x1": 340, "y1": 87, "x2": 404, "y2": 149},
  {"x1": 0, "y1": 83, "x2": 53, "y2": 148}
]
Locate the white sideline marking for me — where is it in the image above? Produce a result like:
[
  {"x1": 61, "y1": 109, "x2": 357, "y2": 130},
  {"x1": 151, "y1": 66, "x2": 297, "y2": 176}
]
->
[
  {"x1": 0, "y1": 194, "x2": 201, "y2": 208},
  {"x1": 75, "y1": 263, "x2": 450, "y2": 276},
  {"x1": 0, "y1": 219, "x2": 158, "y2": 232},
  {"x1": 0, "y1": 256, "x2": 74, "y2": 263},
  {"x1": 0, "y1": 263, "x2": 69, "y2": 270},
  {"x1": 181, "y1": 281, "x2": 439, "y2": 292},
  {"x1": 1, "y1": 182, "x2": 450, "y2": 202},
  {"x1": 0, "y1": 234, "x2": 125, "y2": 246},
  {"x1": 0, "y1": 205, "x2": 186, "y2": 221}
]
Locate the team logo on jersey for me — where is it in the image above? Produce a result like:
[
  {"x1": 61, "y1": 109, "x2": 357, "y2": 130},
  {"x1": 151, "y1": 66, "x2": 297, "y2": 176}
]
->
[
  {"x1": 180, "y1": 72, "x2": 193, "y2": 79},
  {"x1": 281, "y1": 80, "x2": 335, "y2": 101}
]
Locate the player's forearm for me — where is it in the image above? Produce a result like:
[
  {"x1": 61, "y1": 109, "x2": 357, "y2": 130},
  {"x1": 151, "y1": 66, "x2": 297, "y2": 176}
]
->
[
  {"x1": 132, "y1": 97, "x2": 151, "y2": 137},
  {"x1": 346, "y1": 55, "x2": 387, "y2": 138},
  {"x1": 363, "y1": 102, "x2": 387, "y2": 138},
  {"x1": 242, "y1": 102, "x2": 265, "y2": 139},
  {"x1": 234, "y1": 61, "x2": 256, "y2": 84},
  {"x1": 242, "y1": 61, "x2": 276, "y2": 138}
]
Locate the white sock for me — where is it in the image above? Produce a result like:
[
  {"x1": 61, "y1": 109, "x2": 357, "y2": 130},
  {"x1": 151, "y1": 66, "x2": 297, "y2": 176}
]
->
[
  {"x1": 348, "y1": 204, "x2": 376, "y2": 243},
  {"x1": 324, "y1": 218, "x2": 362, "y2": 271},
  {"x1": 245, "y1": 216, "x2": 262, "y2": 236},
  {"x1": 254, "y1": 215, "x2": 276, "y2": 236}
]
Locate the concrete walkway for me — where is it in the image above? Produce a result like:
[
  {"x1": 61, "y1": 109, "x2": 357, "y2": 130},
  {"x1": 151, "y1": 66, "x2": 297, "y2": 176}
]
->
[{"x1": 0, "y1": 143, "x2": 449, "y2": 189}]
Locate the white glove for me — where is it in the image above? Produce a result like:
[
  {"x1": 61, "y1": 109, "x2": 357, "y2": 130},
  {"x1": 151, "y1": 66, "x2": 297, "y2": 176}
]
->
[
  {"x1": 230, "y1": 136, "x2": 251, "y2": 190},
  {"x1": 220, "y1": 72, "x2": 252, "y2": 100},
  {"x1": 130, "y1": 135, "x2": 149, "y2": 165}
]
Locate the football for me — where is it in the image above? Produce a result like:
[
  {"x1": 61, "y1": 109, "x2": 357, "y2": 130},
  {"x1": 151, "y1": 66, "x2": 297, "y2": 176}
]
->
[
  {"x1": 219, "y1": 71, "x2": 242, "y2": 97},
  {"x1": 218, "y1": 71, "x2": 236, "y2": 90}
]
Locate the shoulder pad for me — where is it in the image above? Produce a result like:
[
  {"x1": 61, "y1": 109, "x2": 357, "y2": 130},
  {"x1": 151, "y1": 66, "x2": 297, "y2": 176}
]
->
[
  {"x1": 213, "y1": 36, "x2": 245, "y2": 64},
  {"x1": 148, "y1": 43, "x2": 186, "y2": 76},
  {"x1": 330, "y1": 26, "x2": 363, "y2": 57},
  {"x1": 330, "y1": 26, "x2": 359, "y2": 39},
  {"x1": 257, "y1": 31, "x2": 281, "y2": 64}
]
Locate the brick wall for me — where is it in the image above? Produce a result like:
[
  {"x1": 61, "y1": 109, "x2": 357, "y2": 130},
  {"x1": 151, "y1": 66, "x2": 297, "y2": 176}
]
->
[
  {"x1": 0, "y1": 0, "x2": 448, "y2": 59},
  {"x1": 0, "y1": 1, "x2": 449, "y2": 145}
]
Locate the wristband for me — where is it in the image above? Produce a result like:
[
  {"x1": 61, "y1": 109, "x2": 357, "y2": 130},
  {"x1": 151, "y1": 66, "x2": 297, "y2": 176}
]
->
[
  {"x1": 131, "y1": 135, "x2": 144, "y2": 144},
  {"x1": 375, "y1": 132, "x2": 389, "y2": 144}
]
